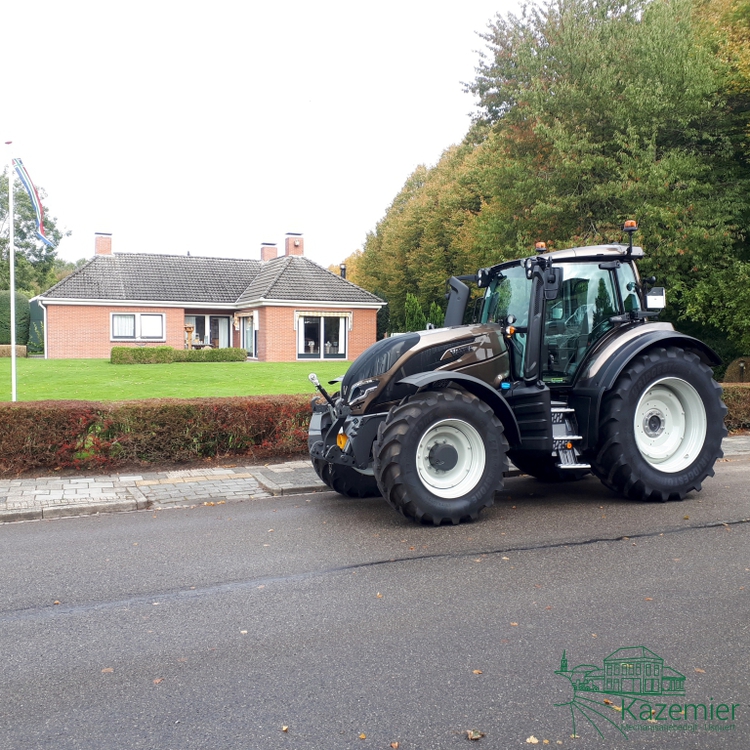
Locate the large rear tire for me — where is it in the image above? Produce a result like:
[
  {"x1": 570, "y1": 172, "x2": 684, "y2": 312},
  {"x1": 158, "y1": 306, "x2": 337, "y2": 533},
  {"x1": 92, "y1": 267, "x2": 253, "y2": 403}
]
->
[
  {"x1": 591, "y1": 346, "x2": 726, "y2": 502},
  {"x1": 373, "y1": 388, "x2": 508, "y2": 525},
  {"x1": 311, "y1": 458, "x2": 381, "y2": 498}
]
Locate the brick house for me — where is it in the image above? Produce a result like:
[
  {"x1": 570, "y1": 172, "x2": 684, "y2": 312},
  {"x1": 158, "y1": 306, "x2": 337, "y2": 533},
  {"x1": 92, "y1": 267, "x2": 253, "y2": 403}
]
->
[{"x1": 36, "y1": 233, "x2": 384, "y2": 361}]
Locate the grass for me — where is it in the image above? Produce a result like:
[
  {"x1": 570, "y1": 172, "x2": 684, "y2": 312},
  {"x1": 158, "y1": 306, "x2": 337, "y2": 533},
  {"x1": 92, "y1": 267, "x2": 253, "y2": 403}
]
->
[{"x1": 0, "y1": 359, "x2": 352, "y2": 402}]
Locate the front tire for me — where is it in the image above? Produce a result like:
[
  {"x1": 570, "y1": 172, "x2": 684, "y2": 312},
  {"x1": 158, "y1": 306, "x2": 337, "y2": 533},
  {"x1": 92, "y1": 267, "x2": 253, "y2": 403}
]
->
[
  {"x1": 311, "y1": 458, "x2": 381, "y2": 498},
  {"x1": 591, "y1": 346, "x2": 726, "y2": 502},
  {"x1": 373, "y1": 388, "x2": 508, "y2": 525}
]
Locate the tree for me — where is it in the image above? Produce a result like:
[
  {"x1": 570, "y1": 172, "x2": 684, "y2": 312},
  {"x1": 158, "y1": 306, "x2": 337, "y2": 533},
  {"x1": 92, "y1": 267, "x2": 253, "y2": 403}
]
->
[
  {"x1": 0, "y1": 168, "x2": 67, "y2": 296},
  {"x1": 403, "y1": 292, "x2": 427, "y2": 332},
  {"x1": 427, "y1": 301, "x2": 444, "y2": 327},
  {"x1": 355, "y1": 0, "x2": 750, "y2": 351},
  {"x1": 0, "y1": 291, "x2": 30, "y2": 346}
]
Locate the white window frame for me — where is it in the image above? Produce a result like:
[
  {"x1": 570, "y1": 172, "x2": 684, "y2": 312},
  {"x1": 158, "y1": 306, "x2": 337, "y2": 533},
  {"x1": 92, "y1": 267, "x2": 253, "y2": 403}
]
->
[
  {"x1": 294, "y1": 311, "x2": 350, "y2": 360},
  {"x1": 111, "y1": 312, "x2": 166, "y2": 342}
]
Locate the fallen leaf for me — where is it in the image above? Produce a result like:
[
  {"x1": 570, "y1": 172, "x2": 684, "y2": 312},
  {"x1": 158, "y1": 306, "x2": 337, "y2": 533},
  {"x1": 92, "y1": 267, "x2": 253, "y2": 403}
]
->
[
  {"x1": 511, "y1": 622, "x2": 519, "y2": 627},
  {"x1": 359, "y1": 733, "x2": 366, "y2": 739},
  {"x1": 683, "y1": 516, "x2": 690, "y2": 520},
  {"x1": 545, "y1": 606, "x2": 553, "y2": 610},
  {"x1": 526, "y1": 736, "x2": 539, "y2": 744},
  {"x1": 390, "y1": 743, "x2": 399, "y2": 749},
  {"x1": 592, "y1": 633, "x2": 597, "y2": 638},
  {"x1": 603, "y1": 699, "x2": 613, "y2": 705},
  {"x1": 268, "y1": 529, "x2": 274, "y2": 532},
  {"x1": 376, "y1": 592, "x2": 383, "y2": 598},
  {"x1": 644, "y1": 597, "x2": 653, "y2": 601},
  {"x1": 467, "y1": 729, "x2": 485, "y2": 740},
  {"x1": 153, "y1": 678, "x2": 164, "y2": 684},
  {"x1": 695, "y1": 668, "x2": 706, "y2": 673},
  {"x1": 240, "y1": 630, "x2": 248, "y2": 635},
  {"x1": 473, "y1": 670, "x2": 483, "y2": 675},
  {"x1": 282, "y1": 726, "x2": 289, "y2": 732},
  {"x1": 53, "y1": 600, "x2": 60, "y2": 605},
  {"x1": 613, "y1": 705, "x2": 622, "y2": 712},
  {"x1": 204, "y1": 502, "x2": 215, "y2": 506},
  {"x1": 502, "y1": 556, "x2": 510, "y2": 560},
  {"x1": 101, "y1": 667, "x2": 114, "y2": 673},
  {"x1": 543, "y1": 741, "x2": 550, "y2": 745}
]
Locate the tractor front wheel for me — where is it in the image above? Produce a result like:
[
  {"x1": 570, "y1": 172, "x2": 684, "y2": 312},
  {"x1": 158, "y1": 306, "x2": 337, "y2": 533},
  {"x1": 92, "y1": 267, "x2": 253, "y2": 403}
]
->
[
  {"x1": 591, "y1": 346, "x2": 726, "y2": 502},
  {"x1": 373, "y1": 388, "x2": 508, "y2": 525},
  {"x1": 311, "y1": 458, "x2": 381, "y2": 498}
]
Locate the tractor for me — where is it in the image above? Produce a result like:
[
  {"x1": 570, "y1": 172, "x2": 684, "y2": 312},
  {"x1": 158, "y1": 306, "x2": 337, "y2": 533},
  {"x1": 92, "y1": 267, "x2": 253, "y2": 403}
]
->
[{"x1": 308, "y1": 224, "x2": 727, "y2": 525}]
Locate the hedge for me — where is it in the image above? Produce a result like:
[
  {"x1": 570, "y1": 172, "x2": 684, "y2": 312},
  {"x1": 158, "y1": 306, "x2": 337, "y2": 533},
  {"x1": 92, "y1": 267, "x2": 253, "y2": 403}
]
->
[
  {"x1": 722, "y1": 385, "x2": 750, "y2": 432},
  {"x1": 111, "y1": 346, "x2": 248, "y2": 364},
  {"x1": 0, "y1": 395, "x2": 310, "y2": 475},
  {"x1": 0, "y1": 345, "x2": 27, "y2": 358},
  {"x1": 0, "y1": 291, "x2": 30, "y2": 346},
  {"x1": 0, "y1": 387, "x2": 747, "y2": 476}
]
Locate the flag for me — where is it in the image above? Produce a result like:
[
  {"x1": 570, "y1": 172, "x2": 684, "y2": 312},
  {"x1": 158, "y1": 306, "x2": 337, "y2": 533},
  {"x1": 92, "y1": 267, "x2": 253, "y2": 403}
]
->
[{"x1": 12, "y1": 158, "x2": 55, "y2": 247}]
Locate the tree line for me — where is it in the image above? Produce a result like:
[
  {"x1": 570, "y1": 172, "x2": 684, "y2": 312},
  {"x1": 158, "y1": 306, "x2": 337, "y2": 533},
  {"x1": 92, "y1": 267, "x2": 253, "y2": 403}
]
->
[{"x1": 346, "y1": 0, "x2": 750, "y2": 358}]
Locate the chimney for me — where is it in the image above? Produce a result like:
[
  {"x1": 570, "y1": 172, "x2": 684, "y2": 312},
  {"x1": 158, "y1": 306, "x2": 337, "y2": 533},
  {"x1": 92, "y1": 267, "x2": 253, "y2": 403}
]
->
[
  {"x1": 261, "y1": 242, "x2": 277, "y2": 261},
  {"x1": 95, "y1": 232, "x2": 112, "y2": 256},
  {"x1": 285, "y1": 233, "x2": 304, "y2": 256},
  {"x1": 340, "y1": 263, "x2": 347, "y2": 279}
]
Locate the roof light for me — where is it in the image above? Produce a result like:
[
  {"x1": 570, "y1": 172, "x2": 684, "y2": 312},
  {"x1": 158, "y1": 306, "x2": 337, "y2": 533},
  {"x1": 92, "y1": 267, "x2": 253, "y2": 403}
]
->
[
  {"x1": 535, "y1": 241, "x2": 546, "y2": 251},
  {"x1": 623, "y1": 220, "x2": 638, "y2": 231}
]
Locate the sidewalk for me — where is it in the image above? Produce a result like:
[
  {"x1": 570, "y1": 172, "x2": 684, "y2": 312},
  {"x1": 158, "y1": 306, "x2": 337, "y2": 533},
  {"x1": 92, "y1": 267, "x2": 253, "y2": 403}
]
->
[{"x1": 2, "y1": 436, "x2": 749, "y2": 524}]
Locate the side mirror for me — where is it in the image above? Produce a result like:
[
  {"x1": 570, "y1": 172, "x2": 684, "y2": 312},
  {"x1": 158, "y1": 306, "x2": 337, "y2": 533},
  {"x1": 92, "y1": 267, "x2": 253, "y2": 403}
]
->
[
  {"x1": 646, "y1": 287, "x2": 666, "y2": 310},
  {"x1": 543, "y1": 267, "x2": 561, "y2": 300}
]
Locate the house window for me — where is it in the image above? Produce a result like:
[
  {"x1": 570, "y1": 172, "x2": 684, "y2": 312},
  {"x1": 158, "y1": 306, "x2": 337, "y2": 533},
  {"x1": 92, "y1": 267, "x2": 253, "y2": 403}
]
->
[
  {"x1": 241, "y1": 316, "x2": 255, "y2": 357},
  {"x1": 184, "y1": 315, "x2": 231, "y2": 348},
  {"x1": 296, "y1": 313, "x2": 349, "y2": 359},
  {"x1": 111, "y1": 313, "x2": 165, "y2": 341}
]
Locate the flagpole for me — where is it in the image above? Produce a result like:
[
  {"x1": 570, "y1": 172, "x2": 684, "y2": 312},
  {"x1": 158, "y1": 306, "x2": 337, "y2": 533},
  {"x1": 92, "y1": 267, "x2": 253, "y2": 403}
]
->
[{"x1": 5, "y1": 142, "x2": 17, "y2": 402}]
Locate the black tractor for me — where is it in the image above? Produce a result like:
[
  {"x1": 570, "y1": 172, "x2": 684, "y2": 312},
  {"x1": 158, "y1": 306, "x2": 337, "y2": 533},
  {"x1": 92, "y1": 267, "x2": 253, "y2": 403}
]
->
[{"x1": 308, "y1": 225, "x2": 726, "y2": 525}]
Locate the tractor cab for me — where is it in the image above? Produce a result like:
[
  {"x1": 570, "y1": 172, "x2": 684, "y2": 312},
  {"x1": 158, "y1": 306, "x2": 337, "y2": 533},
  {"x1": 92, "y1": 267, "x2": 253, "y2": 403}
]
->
[{"x1": 477, "y1": 244, "x2": 648, "y2": 388}]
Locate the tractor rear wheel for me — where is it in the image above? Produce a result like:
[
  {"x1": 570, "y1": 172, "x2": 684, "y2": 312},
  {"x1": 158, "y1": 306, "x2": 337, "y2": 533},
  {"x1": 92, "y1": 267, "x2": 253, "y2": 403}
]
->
[
  {"x1": 373, "y1": 388, "x2": 508, "y2": 525},
  {"x1": 591, "y1": 346, "x2": 726, "y2": 502},
  {"x1": 311, "y1": 458, "x2": 381, "y2": 498}
]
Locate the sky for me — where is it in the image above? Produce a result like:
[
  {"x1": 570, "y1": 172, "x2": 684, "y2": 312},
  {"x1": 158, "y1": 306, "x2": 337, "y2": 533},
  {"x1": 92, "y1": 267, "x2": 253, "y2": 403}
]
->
[{"x1": 3, "y1": 1, "x2": 518, "y2": 270}]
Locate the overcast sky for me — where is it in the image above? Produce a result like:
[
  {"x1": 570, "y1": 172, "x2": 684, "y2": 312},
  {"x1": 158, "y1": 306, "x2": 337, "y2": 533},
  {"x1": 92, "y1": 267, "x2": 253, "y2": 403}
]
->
[{"x1": 4, "y1": 1, "x2": 517, "y2": 270}]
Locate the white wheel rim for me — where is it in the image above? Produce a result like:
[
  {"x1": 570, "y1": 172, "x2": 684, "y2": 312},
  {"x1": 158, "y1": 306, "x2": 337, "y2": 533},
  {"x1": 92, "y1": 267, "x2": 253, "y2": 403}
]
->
[
  {"x1": 415, "y1": 419, "x2": 486, "y2": 498},
  {"x1": 633, "y1": 377, "x2": 707, "y2": 473}
]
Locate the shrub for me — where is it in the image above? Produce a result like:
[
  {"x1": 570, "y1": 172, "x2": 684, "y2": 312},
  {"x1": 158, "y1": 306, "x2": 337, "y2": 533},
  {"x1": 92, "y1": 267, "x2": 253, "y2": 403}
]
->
[
  {"x1": 722, "y1": 385, "x2": 750, "y2": 432},
  {"x1": 722, "y1": 357, "x2": 750, "y2": 384},
  {"x1": 0, "y1": 291, "x2": 30, "y2": 346},
  {"x1": 111, "y1": 346, "x2": 175, "y2": 364},
  {"x1": 0, "y1": 395, "x2": 311, "y2": 474},
  {"x1": 0, "y1": 345, "x2": 27, "y2": 358},
  {"x1": 111, "y1": 346, "x2": 248, "y2": 364},
  {"x1": 172, "y1": 347, "x2": 248, "y2": 362}
]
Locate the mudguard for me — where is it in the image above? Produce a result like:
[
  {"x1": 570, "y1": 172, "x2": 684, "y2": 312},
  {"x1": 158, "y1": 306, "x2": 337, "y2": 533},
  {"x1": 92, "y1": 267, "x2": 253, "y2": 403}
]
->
[
  {"x1": 398, "y1": 371, "x2": 521, "y2": 447},
  {"x1": 570, "y1": 323, "x2": 722, "y2": 449}
]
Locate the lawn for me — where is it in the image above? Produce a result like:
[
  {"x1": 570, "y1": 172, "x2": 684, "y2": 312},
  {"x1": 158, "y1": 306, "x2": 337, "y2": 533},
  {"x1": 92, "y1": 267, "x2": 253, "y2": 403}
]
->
[{"x1": 0, "y1": 359, "x2": 352, "y2": 402}]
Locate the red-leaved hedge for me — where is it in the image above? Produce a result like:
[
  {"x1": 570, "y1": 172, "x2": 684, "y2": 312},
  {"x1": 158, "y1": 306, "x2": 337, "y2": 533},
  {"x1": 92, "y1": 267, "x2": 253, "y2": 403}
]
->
[
  {"x1": 1, "y1": 386, "x2": 748, "y2": 476},
  {"x1": 0, "y1": 396, "x2": 311, "y2": 475}
]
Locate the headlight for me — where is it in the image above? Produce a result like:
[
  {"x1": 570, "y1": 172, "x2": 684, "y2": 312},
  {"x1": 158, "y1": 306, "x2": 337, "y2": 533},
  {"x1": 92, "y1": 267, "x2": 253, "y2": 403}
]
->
[{"x1": 348, "y1": 377, "x2": 380, "y2": 407}]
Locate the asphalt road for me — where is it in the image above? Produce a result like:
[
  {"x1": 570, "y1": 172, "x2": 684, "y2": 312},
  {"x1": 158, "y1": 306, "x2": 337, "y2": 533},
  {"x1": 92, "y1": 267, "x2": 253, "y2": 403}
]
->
[{"x1": 1, "y1": 456, "x2": 748, "y2": 750}]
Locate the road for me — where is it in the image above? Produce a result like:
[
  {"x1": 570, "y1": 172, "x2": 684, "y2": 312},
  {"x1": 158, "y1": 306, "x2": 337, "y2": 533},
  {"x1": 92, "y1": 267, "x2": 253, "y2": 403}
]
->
[{"x1": 1, "y1": 456, "x2": 748, "y2": 749}]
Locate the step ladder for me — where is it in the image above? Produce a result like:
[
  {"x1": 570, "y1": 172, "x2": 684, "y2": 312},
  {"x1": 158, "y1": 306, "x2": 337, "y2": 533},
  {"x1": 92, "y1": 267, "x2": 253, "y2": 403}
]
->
[{"x1": 551, "y1": 403, "x2": 591, "y2": 471}]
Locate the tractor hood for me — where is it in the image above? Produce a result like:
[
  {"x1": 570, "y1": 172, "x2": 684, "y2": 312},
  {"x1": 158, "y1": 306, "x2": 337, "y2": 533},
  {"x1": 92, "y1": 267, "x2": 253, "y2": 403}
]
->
[{"x1": 341, "y1": 324, "x2": 510, "y2": 414}]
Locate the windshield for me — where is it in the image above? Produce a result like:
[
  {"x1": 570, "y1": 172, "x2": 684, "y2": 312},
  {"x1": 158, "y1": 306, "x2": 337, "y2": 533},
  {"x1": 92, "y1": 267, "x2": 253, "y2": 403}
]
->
[{"x1": 480, "y1": 263, "x2": 531, "y2": 379}]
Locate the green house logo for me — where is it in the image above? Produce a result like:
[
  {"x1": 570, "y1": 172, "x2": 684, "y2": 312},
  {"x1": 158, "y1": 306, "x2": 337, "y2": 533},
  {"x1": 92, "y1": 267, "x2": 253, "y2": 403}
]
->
[
  {"x1": 555, "y1": 646, "x2": 740, "y2": 740},
  {"x1": 557, "y1": 646, "x2": 685, "y2": 698}
]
